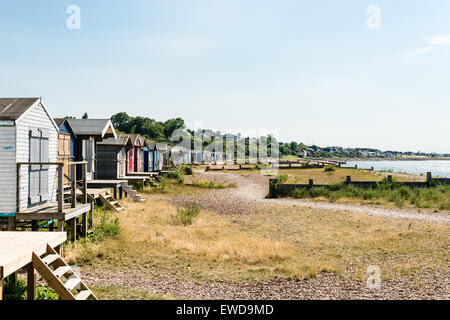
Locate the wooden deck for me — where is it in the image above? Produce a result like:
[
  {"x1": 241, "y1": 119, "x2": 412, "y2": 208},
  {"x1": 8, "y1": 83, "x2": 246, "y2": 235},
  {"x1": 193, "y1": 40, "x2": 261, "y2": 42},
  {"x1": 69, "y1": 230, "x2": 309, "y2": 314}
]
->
[
  {"x1": 127, "y1": 172, "x2": 158, "y2": 176},
  {"x1": 0, "y1": 232, "x2": 66, "y2": 279},
  {"x1": 15, "y1": 202, "x2": 91, "y2": 221},
  {"x1": 0, "y1": 231, "x2": 67, "y2": 300}
]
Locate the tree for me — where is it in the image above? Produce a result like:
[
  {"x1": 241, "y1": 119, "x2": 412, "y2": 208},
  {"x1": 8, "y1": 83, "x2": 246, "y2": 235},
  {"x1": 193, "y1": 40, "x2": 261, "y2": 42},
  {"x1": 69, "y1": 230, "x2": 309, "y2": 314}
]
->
[
  {"x1": 111, "y1": 112, "x2": 131, "y2": 132},
  {"x1": 82, "y1": 112, "x2": 88, "y2": 119},
  {"x1": 163, "y1": 118, "x2": 185, "y2": 139}
]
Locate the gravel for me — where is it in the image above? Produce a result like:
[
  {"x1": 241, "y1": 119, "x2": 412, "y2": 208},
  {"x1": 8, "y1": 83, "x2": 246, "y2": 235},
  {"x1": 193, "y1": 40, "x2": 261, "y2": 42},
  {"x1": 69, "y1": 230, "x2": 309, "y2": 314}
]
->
[{"x1": 82, "y1": 267, "x2": 449, "y2": 300}]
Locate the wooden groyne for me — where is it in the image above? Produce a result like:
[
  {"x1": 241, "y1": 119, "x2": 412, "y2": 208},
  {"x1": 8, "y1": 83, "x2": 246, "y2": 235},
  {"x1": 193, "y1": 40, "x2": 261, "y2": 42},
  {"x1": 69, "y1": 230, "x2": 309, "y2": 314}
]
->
[{"x1": 269, "y1": 172, "x2": 450, "y2": 198}]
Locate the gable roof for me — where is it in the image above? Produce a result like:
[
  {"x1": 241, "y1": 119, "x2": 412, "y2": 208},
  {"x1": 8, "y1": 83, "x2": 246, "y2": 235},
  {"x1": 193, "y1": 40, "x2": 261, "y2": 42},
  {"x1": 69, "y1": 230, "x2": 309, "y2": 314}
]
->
[
  {"x1": 0, "y1": 98, "x2": 40, "y2": 120},
  {"x1": 53, "y1": 118, "x2": 76, "y2": 137},
  {"x1": 66, "y1": 119, "x2": 117, "y2": 139},
  {"x1": 0, "y1": 97, "x2": 59, "y2": 131},
  {"x1": 98, "y1": 133, "x2": 132, "y2": 147}
]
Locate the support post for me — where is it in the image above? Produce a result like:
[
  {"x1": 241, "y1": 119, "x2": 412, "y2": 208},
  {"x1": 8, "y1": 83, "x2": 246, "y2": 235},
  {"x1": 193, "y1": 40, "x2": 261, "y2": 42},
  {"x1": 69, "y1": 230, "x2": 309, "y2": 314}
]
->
[
  {"x1": 388, "y1": 175, "x2": 393, "y2": 183},
  {"x1": 309, "y1": 179, "x2": 314, "y2": 187},
  {"x1": 90, "y1": 201, "x2": 94, "y2": 229},
  {"x1": 0, "y1": 267, "x2": 3, "y2": 301},
  {"x1": 58, "y1": 164, "x2": 64, "y2": 213},
  {"x1": 82, "y1": 163, "x2": 87, "y2": 204},
  {"x1": 269, "y1": 179, "x2": 278, "y2": 198},
  {"x1": 426, "y1": 172, "x2": 432, "y2": 184},
  {"x1": 346, "y1": 176, "x2": 352, "y2": 184},
  {"x1": 82, "y1": 212, "x2": 88, "y2": 237},
  {"x1": 57, "y1": 219, "x2": 64, "y2": 231},
  {"x1": 71, "y1": 218, "x2": 77, "y2": 242},
  {"x1": 71, "y1": 163, "x2": 76, "y2": 208},
  {"x1": 27, "y1": 263, "x2": 36, "y2": 300}
]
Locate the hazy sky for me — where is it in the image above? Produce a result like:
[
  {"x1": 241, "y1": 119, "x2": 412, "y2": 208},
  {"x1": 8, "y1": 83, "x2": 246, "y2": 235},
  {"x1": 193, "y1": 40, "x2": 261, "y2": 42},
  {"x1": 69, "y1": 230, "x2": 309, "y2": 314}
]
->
[{"x1": 1, "y1": 1, "x2": 450, "y2": 153}]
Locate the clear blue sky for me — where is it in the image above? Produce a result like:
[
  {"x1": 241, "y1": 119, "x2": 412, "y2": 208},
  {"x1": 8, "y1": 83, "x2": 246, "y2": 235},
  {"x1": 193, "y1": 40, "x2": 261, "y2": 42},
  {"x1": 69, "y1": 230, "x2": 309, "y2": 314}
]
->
[{"x1": 1, "y1": 1, "x2": 450, "y2": 153}]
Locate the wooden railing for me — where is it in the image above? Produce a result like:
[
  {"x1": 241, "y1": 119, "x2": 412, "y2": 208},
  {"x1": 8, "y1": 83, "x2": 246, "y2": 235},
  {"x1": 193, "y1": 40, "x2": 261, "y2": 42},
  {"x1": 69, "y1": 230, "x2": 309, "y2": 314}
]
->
[{"x1": 16, "y1": 161, "x2": 88, "y2": 213}]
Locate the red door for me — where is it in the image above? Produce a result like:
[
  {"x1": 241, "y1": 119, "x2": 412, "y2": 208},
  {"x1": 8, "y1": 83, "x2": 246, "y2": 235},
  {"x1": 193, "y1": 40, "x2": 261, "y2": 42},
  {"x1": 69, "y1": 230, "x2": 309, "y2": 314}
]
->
[{"x1": 127, "y1": 148, "x2": 134, "y2": 173}]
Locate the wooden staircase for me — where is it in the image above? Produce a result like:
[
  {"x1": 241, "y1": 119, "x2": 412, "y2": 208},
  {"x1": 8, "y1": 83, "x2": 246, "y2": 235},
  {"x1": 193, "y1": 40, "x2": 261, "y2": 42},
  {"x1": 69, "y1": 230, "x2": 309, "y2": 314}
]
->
[
  {"x1": 122, "y1": 183, "x2": 145, "y2": 202},
  {"x1": 99, "y1": 191, "x2": 124, "y2": 213},
  {"x1": 32, "y1": 244, "x2": 97, "y2": 300}
]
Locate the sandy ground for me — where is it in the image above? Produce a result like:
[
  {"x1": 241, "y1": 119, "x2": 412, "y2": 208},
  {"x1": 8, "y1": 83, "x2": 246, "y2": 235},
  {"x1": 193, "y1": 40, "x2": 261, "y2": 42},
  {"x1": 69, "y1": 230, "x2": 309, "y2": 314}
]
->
[{"x1": 80, "y1": 170, "x2": 449, "y2": 300}]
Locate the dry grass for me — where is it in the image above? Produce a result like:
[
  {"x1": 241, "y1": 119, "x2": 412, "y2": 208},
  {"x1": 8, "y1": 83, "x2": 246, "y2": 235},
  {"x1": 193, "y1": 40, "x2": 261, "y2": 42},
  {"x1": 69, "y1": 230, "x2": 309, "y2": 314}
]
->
[{"x1": 65, "y1": 194, "x2": 449, "y2": 283}]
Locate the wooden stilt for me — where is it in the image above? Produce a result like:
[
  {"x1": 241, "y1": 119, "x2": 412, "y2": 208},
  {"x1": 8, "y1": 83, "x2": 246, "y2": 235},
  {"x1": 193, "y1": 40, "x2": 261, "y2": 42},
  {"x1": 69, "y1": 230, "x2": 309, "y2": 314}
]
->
[
  {"x1": 0, "y1": 267, "x2": 3, "y2": 301},
  {"x1": 27, "y1": 263, "x2": 36, "y2": 300},
  {"x1": 71, "y1": 218, "x2": 77, "y2": 242}
]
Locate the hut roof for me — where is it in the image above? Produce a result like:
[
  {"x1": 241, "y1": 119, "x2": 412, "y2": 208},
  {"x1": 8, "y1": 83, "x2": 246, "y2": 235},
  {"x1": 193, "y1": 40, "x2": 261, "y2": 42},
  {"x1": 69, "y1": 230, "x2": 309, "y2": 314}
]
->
[
  {"x1": 0, "y1": 98, "x2": 40, "y2": 120},
  {"x1": 66, "y1": 119, "x2": 117, "y2": 139},
  {"x1": 98, "y1": 134, "x2": 132, "y2": 147}
]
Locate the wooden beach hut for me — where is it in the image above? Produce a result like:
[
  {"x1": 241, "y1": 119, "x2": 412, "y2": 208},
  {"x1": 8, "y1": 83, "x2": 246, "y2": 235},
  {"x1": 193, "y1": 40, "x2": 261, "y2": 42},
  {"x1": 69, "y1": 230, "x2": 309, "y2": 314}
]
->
[
  {"x1": 0, "y1": 98, "x2": 59, "y2": 217},
  {"x1": 53, "y1": 118, "x2": 76, "y2": 186},
  {"x1": 127, "y1": 134, "x2": 144, "y2": 173},
  {"x1": 66, "y1": 119, "x2": 117, "y2": 180},
  {"x1": 96, "y1": 134, "x2": 133, "y2": 180},
  {"x1": 156, "y1": 143, "x2": 170, "y2": 170}
]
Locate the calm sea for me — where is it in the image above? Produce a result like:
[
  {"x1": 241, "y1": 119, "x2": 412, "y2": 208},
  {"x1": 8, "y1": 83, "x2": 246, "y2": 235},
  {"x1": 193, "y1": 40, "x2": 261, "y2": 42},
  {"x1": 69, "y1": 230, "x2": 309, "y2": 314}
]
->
[{"x1": 344, "y1": 160, "x2": 450, "y2": 178}]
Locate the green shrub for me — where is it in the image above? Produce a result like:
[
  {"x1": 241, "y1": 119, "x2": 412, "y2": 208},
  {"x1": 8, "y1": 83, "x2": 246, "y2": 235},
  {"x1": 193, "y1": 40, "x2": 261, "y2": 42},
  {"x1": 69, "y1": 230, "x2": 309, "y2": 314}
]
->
[
  {"x1": 324, "y1": 165, "x2": 336, "y2": 173},
  {"x1": 183, "y1": 166, "x2": 193, "y2": 175},
  {"x1": 94, "y1": 211, "x2": 121, "y2": 240},
  {"x1": 3, "y1": 278, "x2": 27, "y2": 300},
  {"x1": 130, "y1": 181, "x2": 144, "y2": 192},
  {"x1": 165, "y1": 170, "x2": 184, "y2": 184},
  {"x1": 3, "y1": 279, "x2": 59, "y2": 300},
  {"x1": 292, "y1": 188, "x2": 309, "y2": 199},
  {"x1": 193, "y1": 180, "x2": 226, "y2": 189},
  {"x1": 171, "y1": 206, "x2": 200, "y2": 226},
  {"x1": 277, "y1": 174, "x2": 289, "y2": 184},
  {"x1": 36, "y1": 286, "x2": 59, "y2": 300}
]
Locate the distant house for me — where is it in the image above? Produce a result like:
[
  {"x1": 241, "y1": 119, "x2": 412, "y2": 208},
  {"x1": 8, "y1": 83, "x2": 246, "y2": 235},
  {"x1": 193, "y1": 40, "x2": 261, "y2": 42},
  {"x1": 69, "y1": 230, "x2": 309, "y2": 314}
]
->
[
  {"x1": 96, "y1": 134, "x2": 132, "y2": 180},
  {"x1": 66, "y1": 119, "x2": 117, "y2": 180},
  {"x1": 0, "y1": 98, "x2": 59, "y2": 215},
  {"x1": 298, "y1": 149, "x2": 308, "y2": 158}
]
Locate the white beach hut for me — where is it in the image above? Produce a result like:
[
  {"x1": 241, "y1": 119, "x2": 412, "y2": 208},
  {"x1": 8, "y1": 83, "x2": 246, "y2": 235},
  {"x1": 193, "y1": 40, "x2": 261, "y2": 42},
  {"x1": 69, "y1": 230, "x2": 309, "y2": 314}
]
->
[{"x1": 0, "y1": 98, "x2": 59, "y2": 218}]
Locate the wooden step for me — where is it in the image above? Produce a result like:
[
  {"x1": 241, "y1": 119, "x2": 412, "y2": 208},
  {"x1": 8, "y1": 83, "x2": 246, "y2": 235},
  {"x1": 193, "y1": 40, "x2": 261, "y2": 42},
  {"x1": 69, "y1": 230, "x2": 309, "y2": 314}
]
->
[
  {"x1": 76, "y1": 290, "x2": 92, "y2": 300},
  {"x1": 64, "y1": 277, "x2": 81, "y2": 291},
  {"x1": 54, "y1": 266, "x2": 73, "y2": 278},
  {"x1": 99, "y1": 192, "x2": 124, "y2": 213},
  {"x1": 42, "y1": 254, "x2": 60, "y2": 265},
  {"x1": 32, "y1": 244, "x2": 98, "y2": 300}
]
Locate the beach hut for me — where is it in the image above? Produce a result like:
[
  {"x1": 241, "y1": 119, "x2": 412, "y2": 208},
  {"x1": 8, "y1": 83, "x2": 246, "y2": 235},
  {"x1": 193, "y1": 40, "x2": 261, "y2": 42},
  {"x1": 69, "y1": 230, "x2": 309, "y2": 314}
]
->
[
  {"x1": 157, "y1": 143, "x2": 170, "y2": 170},
  {"x1": 53, "y1": 118, "x2": 76, "y2": 186},
  {"x1": 0, "y1": 98, "x2": 59, "y2": 216},
  {"x1": 66, "y1": 119, "x2": 117, "y2": 180},
  {"x1": 143, "y1": 141, "x2": 158, "y2": 172},
  {"x1": 126, "y1": 134, "x2": 143, "y2": 173},
  {"x1": 96, "y1": 134, "x2": 132, "y2": 180}
]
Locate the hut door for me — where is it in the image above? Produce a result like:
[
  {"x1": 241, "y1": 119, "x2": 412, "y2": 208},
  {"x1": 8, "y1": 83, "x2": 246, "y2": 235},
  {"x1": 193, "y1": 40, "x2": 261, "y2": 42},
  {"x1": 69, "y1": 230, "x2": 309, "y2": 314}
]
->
[
  {"x1": 58, "y1": 133, "x2": 71, "y2": 186},
  {"x1": 28, "y1": 128, "x2": 49, "y2": 207},
  {"x1": 82, "y1": 139, "x2": 95, "y2": 180},
  {"x1": 127, "y1": 148, "x2": 134, "y2": 173}
]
